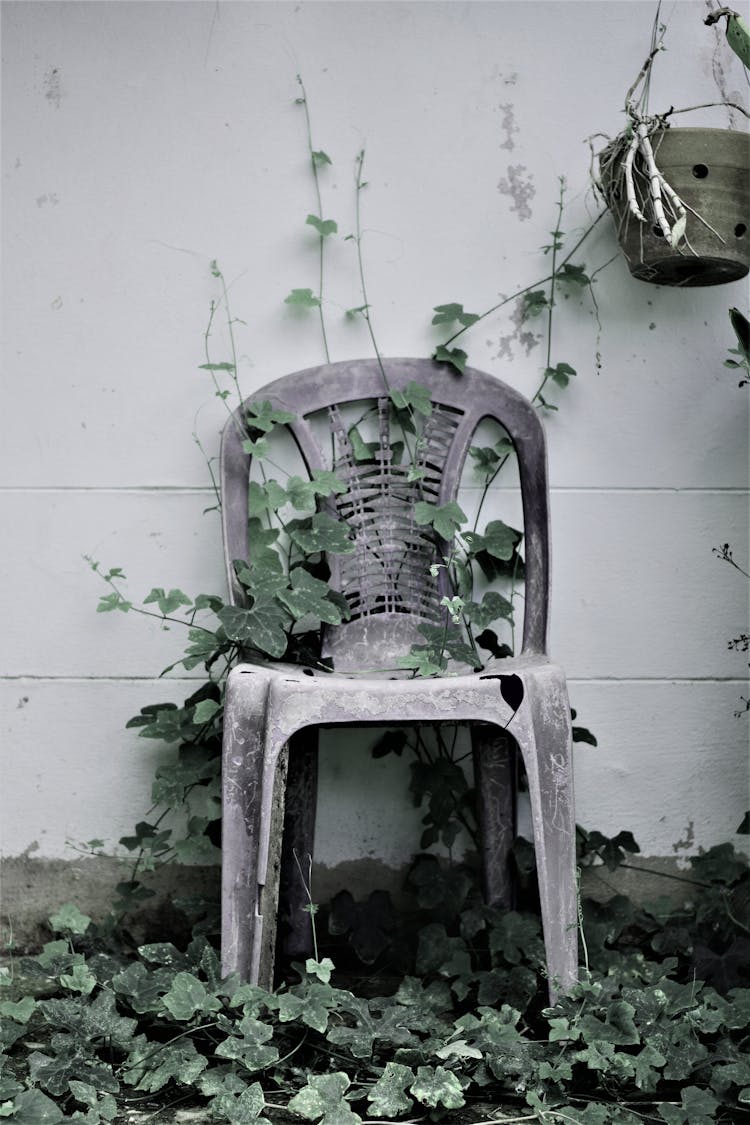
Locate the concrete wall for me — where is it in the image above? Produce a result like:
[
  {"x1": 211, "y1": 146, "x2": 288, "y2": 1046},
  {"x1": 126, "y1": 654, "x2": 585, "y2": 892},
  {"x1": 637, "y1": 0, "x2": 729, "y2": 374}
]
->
[{"x1": 2, "y1": 1, "x2": 748, "y2": 923}]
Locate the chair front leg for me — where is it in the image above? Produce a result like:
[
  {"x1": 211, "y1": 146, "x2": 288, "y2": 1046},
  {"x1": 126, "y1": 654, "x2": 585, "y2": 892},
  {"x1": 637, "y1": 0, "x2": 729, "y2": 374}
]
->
[
  {"x1": 221, "y1": 667, "x2": 272, "y2": 982},
  {"x1": 515, "y1": 666, "x2": 578, "y2": 1001}
]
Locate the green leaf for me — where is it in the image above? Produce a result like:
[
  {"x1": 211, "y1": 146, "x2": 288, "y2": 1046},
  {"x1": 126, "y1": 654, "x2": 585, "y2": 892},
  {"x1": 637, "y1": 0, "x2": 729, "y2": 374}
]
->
[
  {"x1": 633, "y1": 1042, "x2": 667, "y2": 1091},
  {"x1": 414, "y1": 500, "x2": 466, "y2": 540},
  {"x1": 463, "y1": 590, "x2": 514, "y2": 629},
  {"x1": 192, "y1": 698, "x2": 221, "y2": 724},
  {"x1": 48, "y1": 903, "x2": 92, "y2": 936},
  {"x1": 389, "y1": 381, "x2": 433, "y2": 418},
  {"x1": 124, "y1": 1034, "x2": 209, "y2": 1092},
  {"x1": 288, "y1": 1072, "x2": 360, "y2": 1125},
  {"x1": 244, "y1": 400, "x2": 296, "y2": 433},
  {"x1": 247, "y1": 479, "x2": 289, "y2": 516},
  {"x1": 59, "y1": 962, "x2": 97, "y2": 995},
  {"x1": 162, "y1": 971, "x2": 222, "y2": 1021},
  {"x1": 199, "y1": 361, "x2": 235, "y2": 372},
  {"x1": 572, "y1": 725, "x2": 598, "y2": 746},
  {"x1": 306, "y1": 214, "x2": 338, "y2": 237},
  {"x1": 217, "y1": 603, "x2": 289, "y2": 658},
  {"x1": 96, "y1": 591, "x2": 131, "y2": 613},
  {"x1": 431, "y1": 302, "x2": 480, "y2": 328},
  {"x1": 210, "y1": 1083, "x2": 266, "y2": 1123},
  {"x1": 3, "y1": 1090, "x2": 64, "y2": 1125},
  {"x1": 410, "y1": 1065, "x2": 465, "y2": 1110},
  {"x1": 556, "y1": 262, "x2": 590, "y2": 285},
  {"x1": 367, "y1": 1062, "x2": 414, "y2": 1117},
  {"x1": 286, "y1": 471, "x2": 347, "y2": 510},
  {"x1": 398, "y1": 650, "x2": 446, "y2": 677},
  {"x1": 215, "y1": 1015, "x2": 279, "y2": 1071},
  {"x1": 285, "y1": 287, "x2": 320, "y2": 307},
  {"x1": 547, "y1": 361, "x2": 577, "y2": 387},
  {"x1": 521, "y1": 289, "x2": 548, "y2": 319},
  {"x1": 143, "y1": 587, "x2": 192, "y2": 615},
  {"x1": 464, "y1": 519, "x2": 521, "y2": 562},
  {"x1": 312, "y1": 150, "x2": 332, "y2": 167},
  {"x1": 305, "y1": 956, "x2": 335, "y2": 983},
  {"x1": 0, "y1": 997, "x2": 36, "y2": 1024},
  {"x1": 289, "y1": 512, "x2": 355, "y2": 555},
  {"x1": 278, "y1": 568, "x2": 342, "y2": 625},
  {"x1": 433, "y1": 345, "x2": 468, "y2": 373}
]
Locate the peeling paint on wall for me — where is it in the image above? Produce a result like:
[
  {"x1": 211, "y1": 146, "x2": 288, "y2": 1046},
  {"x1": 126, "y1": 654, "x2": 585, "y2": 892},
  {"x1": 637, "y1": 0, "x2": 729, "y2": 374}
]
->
[
  {"x1": 492, "y1": 297, "x2": 541, "y2": 361},
  {"x1": 497, "y1": 164, "x2": 535, "y2": 220}
]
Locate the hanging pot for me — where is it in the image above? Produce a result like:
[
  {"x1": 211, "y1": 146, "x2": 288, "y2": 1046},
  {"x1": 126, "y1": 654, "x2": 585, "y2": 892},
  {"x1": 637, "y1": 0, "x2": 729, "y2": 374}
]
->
[{"x1": 600, "y1": 127, "x2": 750, "y2": 286}]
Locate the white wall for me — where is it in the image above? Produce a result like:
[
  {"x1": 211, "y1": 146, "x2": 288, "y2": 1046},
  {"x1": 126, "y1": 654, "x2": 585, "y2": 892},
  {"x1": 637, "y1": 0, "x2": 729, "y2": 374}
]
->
[{"x1": 2, "y1": 1, "x2": 748, "y2": 877}]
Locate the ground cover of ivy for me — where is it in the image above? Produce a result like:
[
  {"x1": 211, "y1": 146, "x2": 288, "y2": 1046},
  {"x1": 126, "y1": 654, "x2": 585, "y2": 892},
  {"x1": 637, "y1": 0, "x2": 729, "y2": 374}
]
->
[{"x1": 2, "y1": 827, "x2": 749, "y2": 1125}]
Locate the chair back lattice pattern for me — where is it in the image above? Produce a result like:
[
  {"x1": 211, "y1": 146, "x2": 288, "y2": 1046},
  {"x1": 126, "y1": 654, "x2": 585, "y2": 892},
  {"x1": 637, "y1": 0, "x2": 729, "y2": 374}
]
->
[
  {"x1": 327, "y1": 397, "x2": 461, "y2": 625},
  {"x1": 221, "y1": 358, "x2": 551, "y2": 670}
]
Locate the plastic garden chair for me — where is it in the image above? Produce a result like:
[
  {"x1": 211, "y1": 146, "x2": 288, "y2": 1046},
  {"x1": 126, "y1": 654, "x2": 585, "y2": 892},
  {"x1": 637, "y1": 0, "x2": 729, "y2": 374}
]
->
[{"x1": 220, "y1": 358, "x2": 577, "y2": 999}]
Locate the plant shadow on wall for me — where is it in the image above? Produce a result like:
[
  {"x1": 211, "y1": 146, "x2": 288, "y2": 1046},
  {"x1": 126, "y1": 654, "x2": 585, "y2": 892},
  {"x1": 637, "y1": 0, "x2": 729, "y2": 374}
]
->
[{"x1": 4, "y1": 12, "x2": 750, "y2": 1120}]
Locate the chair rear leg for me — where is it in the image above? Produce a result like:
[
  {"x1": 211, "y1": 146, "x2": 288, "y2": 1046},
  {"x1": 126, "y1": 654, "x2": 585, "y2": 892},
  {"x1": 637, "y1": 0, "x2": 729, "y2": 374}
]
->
[
  {"x1": 471, "y1": 724, "x2": 516, "y2": 910},
  {"x1": 278, "y1": 727, "x2": 319, "y2": 961}
]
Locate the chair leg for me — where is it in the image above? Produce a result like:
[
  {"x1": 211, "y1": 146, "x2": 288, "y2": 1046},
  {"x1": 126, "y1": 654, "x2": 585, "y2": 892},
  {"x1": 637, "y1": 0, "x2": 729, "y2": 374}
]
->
[
  {"x1": 515, "y1": 666, "x2": 578, "y2": 1001},
  {"x1": 471, "y1": 724, "x2": 516, "y2": 910},
  {"x1": 221, "y1": 667, "x2": 272, "y2": 983},
  {"x1": 278, "y1": 727, "x2": 319, "y2": 960}
]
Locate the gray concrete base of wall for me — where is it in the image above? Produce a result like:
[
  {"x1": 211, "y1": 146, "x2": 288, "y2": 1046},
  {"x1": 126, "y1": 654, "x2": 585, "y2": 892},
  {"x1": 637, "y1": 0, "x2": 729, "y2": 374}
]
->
[{"x1": 0, "y1": 852, "x2": 695, "y2": 952}]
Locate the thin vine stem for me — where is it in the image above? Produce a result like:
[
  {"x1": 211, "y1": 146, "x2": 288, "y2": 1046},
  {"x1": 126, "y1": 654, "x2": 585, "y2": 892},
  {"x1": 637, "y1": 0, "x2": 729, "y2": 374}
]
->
[{"x1": 296, "y1": 74, "x2": 331, "y2": 363}]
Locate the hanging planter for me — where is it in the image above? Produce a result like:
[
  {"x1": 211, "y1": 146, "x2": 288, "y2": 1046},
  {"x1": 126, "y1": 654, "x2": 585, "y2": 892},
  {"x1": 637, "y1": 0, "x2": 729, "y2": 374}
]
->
[
  {"x1": 596, "y1": 9, "x2": 750, "y2": 287},
  {"x1": 599, "y1": 126, "x2": 750, "y2": 286}
]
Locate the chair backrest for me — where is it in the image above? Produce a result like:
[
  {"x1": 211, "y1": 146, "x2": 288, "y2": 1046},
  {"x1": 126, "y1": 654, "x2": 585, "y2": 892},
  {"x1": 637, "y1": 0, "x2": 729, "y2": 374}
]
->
[{"x1": 221, "y1": 358, "x2": 550, "y2": 669}]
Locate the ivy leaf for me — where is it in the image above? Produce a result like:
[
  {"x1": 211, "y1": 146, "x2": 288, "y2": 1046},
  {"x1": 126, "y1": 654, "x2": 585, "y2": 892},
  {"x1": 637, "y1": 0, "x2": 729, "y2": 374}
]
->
[
  {"x1": 556, "y1": 262, "x2": 590, "y2": 285},
  {"x1": 96, "y1": 591, "x2": 131, "y2": 613},
  {"x1": 217, "y1": 603, "x2": 289, "y2": 659},
  {"x1": 162, "y1": 971, "x2": 222, "y2": 1021},
  {"x1": 244, "y1": 400, "x2": 296, "y2": 433},
  {"x1": 285, "y1": 288, "x2": 321, "y2": 308},
  {"x1": 210, "y1": 1083, "x2": 266, "y2": 1123},
  {"x1": 2, "y1": 1090, "x2": 64, "y2": 1124},
  {"x1": 198, "y1": 361, "x2": 235, "y2": 372},
  {"x1": 215, "y1": 1015, "x2": 279, "y2": 1071},
  {"x1": 288, "y1": 1072, "x2": 360, "y2": 1124},
  {"x1": 410, "y1": 1065, "x2": 465, "y2": 1110},
  {"x1": 124, "y1": 1034, "x2": 209, "y2": 1092},
  {"x1": 475, "y1": 628, "x2": 513, "y2": 659},
  {"x1": 277, "y1": 569, "x2": 342, "y2": 625},
  {"x1": 0, "y1": 997, "x2": 36, "y2": 1024},
  {"x1": 143, "y1": 587, "x2": 192, "y2": 615},
  {"x1": 312, "y1": 150, "x2": 332, "y2": 167},
  {"x1": 657, "y1": 1086, "x2": 721, "y2": 1125},
  {"x1": 632, "y1": 1042, "x2": 667, "y2": 1091},
  {"x1": 521, "y1": 289, "x2": 548, "y2": 319},
  {"x1": 48, "y1": 903, "x2": 92, "y2": 935},
  {"x1": 572, "y1": 725, "x2": 598, "y2": 746},
  {"x1": 389, "y1": 382, "x2": 433, "y2": 418},
  {"x1": 463, "y1": 591, "x2": 514, "y2": 629},
  {"x1": 578, "y1": 999, "x2": 640, "y2": 1045},
  {"x1": 192, "y1": 698, "x2": 221, "y2": 724},
  {"x1": 398, "y1": 650, "x2": 446, "y2": 677},
  {"x1": 305, "y1": 956, "x2": 335, "y2": 983},
  {"x1": 289, "y1": 512, "x2": 355, "y2": 555},
  {"x1": 414, "y1": 500, "x2": 466, "y2": 540},
  {"x1": 247, "y1": 479, "x2": 289, "y2": 516},
  {"x1": 433, "y1": 345, "x2": 468, "y2": 373},
  {"x1": 464, "y1": 519, "x2": 521, "y2": 561},
  {"x1": 431, "y1": 302, "x2": 480, "y2": 328},
  {"x1": 367, "y1": 1062, "x2": 414, "y2": 1117},
  {"x1": 286, "y1": 471, "x2": 347, "y2": 510},
  {"x1": 59, "y1": 962, "x2": 97, "y2": 995},
  {"x1": 306, "y1": 214, "x2": 338, "y2": 237},
  {"x1": 546, "y1": 362, "x2": 577, "y2": 387}
]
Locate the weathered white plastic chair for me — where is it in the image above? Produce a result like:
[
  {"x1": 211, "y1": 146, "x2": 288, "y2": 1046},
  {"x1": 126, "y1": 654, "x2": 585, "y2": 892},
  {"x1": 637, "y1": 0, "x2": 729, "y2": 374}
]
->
[{"x1": 220, "y1": 358, "x2": 576, "y2": 998}]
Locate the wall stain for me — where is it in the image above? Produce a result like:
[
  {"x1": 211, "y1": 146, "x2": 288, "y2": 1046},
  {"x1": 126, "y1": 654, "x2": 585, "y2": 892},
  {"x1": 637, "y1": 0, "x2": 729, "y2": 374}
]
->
[
  {"x1": 497, "y1": 165, "x2": 535, "y2": 221},
  {"x1": 492, "y1": 297, "x2": 541, "y2": 361},
  {"x1": 498, "y1": 103, "x2": 518, "y2": 151},
  {"x1": 44, "y1": 67, "x2": 63, "y2": 109},
  {"x1": 36, "y1": 193, "x2": 60, "y2": 208},
  {"x1": 17, "y1": 696, "x2": 29, "y2": 709}
]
